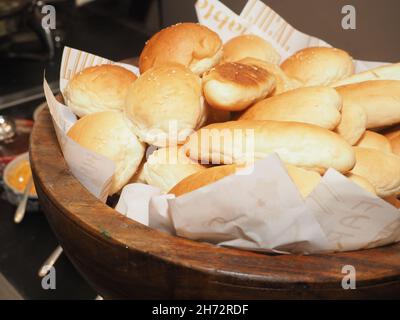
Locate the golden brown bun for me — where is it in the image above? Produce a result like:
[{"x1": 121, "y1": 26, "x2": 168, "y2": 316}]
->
[
  {"x1": 67, "y1": 111, "x2": 145, "y2": 195},
  {"x1": 285, "y1": 164, "x2": 321, "y2": 198},
  {"x1": 239, "y1": 86, "x2": 342, "y2": 130},
  {"x1": 64, "y1": 64, "x2": 137, "y2": 117},
  {"x1": 184, "y1": 120, "x2": 355, "y2": 173},
  {"x1": 336, "y1": 80, "x2": 400, "y2": 129},
  {"x1": 170, "y1": 163, "x2": 320, "y2": 198},
  {"x1": 346, "y1": 173, "x2": 376, "y2": 195},
  {"x1": 355, "y1": 131, "x2": 392, "y2": 153},
  {"x1": 169, "y1": 164, "x2": 236, "y2": 196},
  {"x1": 139, "y1": 23, "x2": 222, "y2": 75},
  {"x1": 222, "y1": 35, "x2": 281, "y2": 65},
  {"x1": 143, "y1": 146, "x2": 205, "y2": 192},
  {"x1": 202, "y1": 62, "x2": 276, "y2": 111},
  {"x1": 238, "y1": 57, "x2": 303, "y2": 95},
  {"x1": 334, "y1": 85, "x2": 368, "y2": 145},
  {"x1": 390, "y1": 135, "x2": 400, "y2": 156},
  {"x1": 350, "y1": 147, "x2": 400, "y2": 197},
  {"x1": 384, "y1": 195, "x2": 400, "y2": 209},
  {"x1": 281, "y1": 47, "x2": 354, "y2": 86},
  {"x1": 332, "y1": 62, "x2": 400, "y2": 87},
  {"x1": 124, "y1": 63, "x2": 204, "y2": 147}
]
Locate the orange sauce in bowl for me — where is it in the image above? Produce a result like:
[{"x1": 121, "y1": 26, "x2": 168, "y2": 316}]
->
[{"x1": 6, "y1": 160, "x2": 37, "y2": 196}]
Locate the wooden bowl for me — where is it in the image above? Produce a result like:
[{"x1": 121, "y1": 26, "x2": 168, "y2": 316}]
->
[{"x1": 30, "y1": 108, "x2": 400, "y2": 299}]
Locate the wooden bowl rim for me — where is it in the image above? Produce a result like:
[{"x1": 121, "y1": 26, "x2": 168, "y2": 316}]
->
[{"x1": 30, "y1": 107, "x2": 400, "y2": 289}]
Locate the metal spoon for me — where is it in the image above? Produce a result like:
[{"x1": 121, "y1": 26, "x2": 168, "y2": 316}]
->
[
  {"x1": 0, "y1": 115, "x2": 16, "y2": 142},
  {"x1": 14, "y1": 176, "x2": 33, "y2": 224},
  {"x1": 38, "y1": 245, "x2": 63, "y2": 277}
]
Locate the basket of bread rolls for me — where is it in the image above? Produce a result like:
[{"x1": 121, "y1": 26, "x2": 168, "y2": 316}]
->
[{"x1": 31, "y1": 1, "x2": 400, "y2": 298}]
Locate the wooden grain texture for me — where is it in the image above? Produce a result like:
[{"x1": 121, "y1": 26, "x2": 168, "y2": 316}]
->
[{"x1": 30, "y1": 108, "x2": 400, "y2": 299}]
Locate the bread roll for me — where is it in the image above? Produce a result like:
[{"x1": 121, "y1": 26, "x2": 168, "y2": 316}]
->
[
  {"x1": 184, "y1": 120, "x2": 355, "y2": 173},
  {"x1": 332, "y1": 62, "x2": 400, "y2": 87},
  {"x1": 334, "y1": 86, "x2": 368, "y2": 145},
  {"x1": 64, "y1": 64, "x2": 137, "y2": 117},
  {"x1": 238, "y1": 57, "x2": 303, "y2": 95},
  {"x1": 67, "y1": 111, "x2": 145, "y2": 195},
  {"x1": 281, "y1": 47, "x2": 354, "y2": 86},
  {"x1": 139, "y1": 23, "x2": 222, "y2": 75},
  {"x1": 390, "y1": 135, "x2": 400, "y2": 156},
  {"x1": 169, "y1": 163, "x2": 320, "y2": 198},
  {"x1": 346, "y1": 173, "x2": 376, "y2": 195},
  {"x1": 350, "y1": 147, "x2": 400, "y2": 197},
  {"x1": 202, "y1": 62, "x2": 276, "y2": 111},
  {"x1": 355, "y1": 131, "x2": 392, "y2": 153},
  {"x1": 239, "y1": 86, "x2": 342, "y2": 130},
  {"x1": 222, "y1": 35, "x2": 281, "y2": 65},
  {"x1": 336, "y1": 80, "x2": 400, "y2": 129},
  {"x1": 285, "y1": 165, "x2": 321, "y2": 198},
  {"x1": 143, "y1": 146, "x2": 205, "y2": 192},
  {"x1": 124, "y1": 63, "x2": 204, "y2": 146}
]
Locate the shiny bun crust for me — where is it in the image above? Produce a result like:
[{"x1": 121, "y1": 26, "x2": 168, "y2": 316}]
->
[
  {"x1": 281, "y1": 47, "x2": 354, "y2": 86},
  {"x1": 67, "y1": 111, "x2": 145, "y2": 195},
  {"x1": 240, "y1": 86, "x2": 342, "y2": 130},
  {"x1": 238, "y1": 57, "x2": 302, "y2": 95},
  {"x1": 222, "y1": 35, "x2": 281, "y2": 65},
  {"x1": 184, "y1": 120, "x2": 355, "y2": 174},
  {"x1": 124, "y1": 63, "x2": 205, "y2": 147},
  {"x1": 64, "y1": 64, "x2": 137, "y2": 117},
  {"x1": 139, "y1": 23, "x2": 223, "y2": 75},
  {"x1": 202, "y1": 62, "x2": 276, "y2": 111}
]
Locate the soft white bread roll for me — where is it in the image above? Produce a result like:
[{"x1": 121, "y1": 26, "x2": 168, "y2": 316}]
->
[
  {"x1": 334, "y1": 86, "x2": 368, "y2": 145},
  {"x1": 139, "y1": 23, "x2": 222, "y2": 75},
  {"x1": 67, "y1": 111, "x2": 145, "y2": 195},
  {"x1": 124, "y1": 63, "x2": 204, "y2": 147},
  {"x1": 390, "y1": 135, "x2": 400, "y2": 156},
  {"x1": 332, "y1": 62, "x2": 400, "y2": 87},
  {"x1": 169, "y1": 163, "x2": 320, "y2": 198},
  {"x1": 184, "y1": 120, "x2": 355, "y2": 173},
  {"x1": 285, "y1": 165, "x2": 321, "y2": 198},
  {"x1": 64, "y1": 65, "x2": 137, "y2": 117},
  {"x1": 346, "y1": 173, "x2": 376, "y2": 195},
  {"x1": 355, "y1": 131, "x2": 392, "y2": 153},
  {"x1": 350, "y1": 147, "x2": 400, "y2": 197},
  {"x1": 239, "y1": 86, "x2": 342, "y2": 130},
  {"x1": 202, "y1": 62, "x2": 276, "y2": 111},
  {"x1": 143, "y1": 146, "x2": 205, "y2": 192},
  {"x1": 336, "y1": 80, "x2": 400, "y2": 129},
  {"x1": 238, "y1": 57, "x2": 303, "y2": 95},
  {"x1": 222, "y1": 35, "x2": 281, "y2": 65},
  {"x1": 281, "y1": 47, "x2": 354, "y2": 86}
]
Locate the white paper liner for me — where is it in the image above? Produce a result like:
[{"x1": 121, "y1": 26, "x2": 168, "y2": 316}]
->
[
  {"x1": 43, "y1": 47, "x2": 139, "y2": 201},
  {"x1": 41, "y1": 2, "x2": 400, "y2": 253}
]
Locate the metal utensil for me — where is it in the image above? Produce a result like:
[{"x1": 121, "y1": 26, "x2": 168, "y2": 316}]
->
[
  {"x1": 13, "y1": 176, "x2": 33, "y2": 224},
  {"x1": 38, "y1": 246, "x2": 63, "y2": 277},
  {"x1": 0, "y1": 115, "x2": 16, "y2": 142}
]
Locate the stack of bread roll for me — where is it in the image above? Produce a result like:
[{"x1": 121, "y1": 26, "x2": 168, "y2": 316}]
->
[{"x1": 61, "y1": 22, "x2": 400, "y2": 207}]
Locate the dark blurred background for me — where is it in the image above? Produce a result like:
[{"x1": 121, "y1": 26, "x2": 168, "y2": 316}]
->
[{"x1": 0, "y1": 0, "x2": 399, "y2": 300}]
